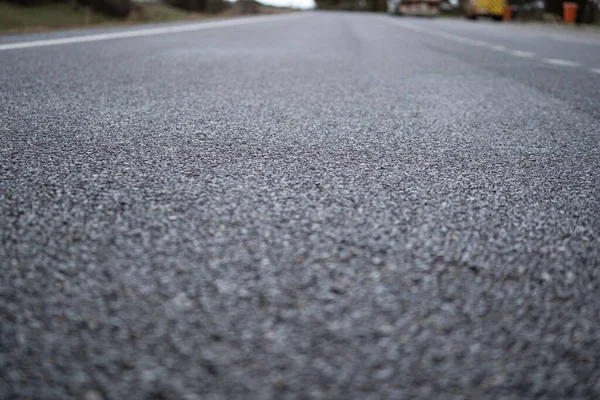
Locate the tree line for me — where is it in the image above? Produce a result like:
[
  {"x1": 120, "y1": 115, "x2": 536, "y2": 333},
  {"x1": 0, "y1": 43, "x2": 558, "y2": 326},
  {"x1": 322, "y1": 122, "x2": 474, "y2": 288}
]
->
[{"x1": 3, "y1": 0, "x2": 232, "y2": 18}]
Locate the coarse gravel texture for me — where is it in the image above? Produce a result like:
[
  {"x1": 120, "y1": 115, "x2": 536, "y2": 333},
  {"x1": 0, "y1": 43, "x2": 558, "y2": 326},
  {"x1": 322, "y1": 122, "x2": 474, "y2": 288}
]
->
[{"x1": 1, "y1": 11, "x2": 600, "y2": 400}]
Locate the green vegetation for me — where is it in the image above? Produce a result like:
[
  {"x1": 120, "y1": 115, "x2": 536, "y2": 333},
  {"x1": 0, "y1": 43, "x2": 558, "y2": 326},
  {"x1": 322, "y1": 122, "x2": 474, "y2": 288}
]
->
[
  {"x1": 0, "y1": 2, "x2": 115, "y2": 32},
  {"x1": 134, "y1": 1, "x2": 192, "y2": 22},
  {"x1": 0, "y1": 1, "x2": 211, "y2": 33},
  {"x1": 0, "y1": 0, "x2": 295, "y2": 34},
  {"x1": 164, "y1": 0, "x2": 230, "y2": 14},
  {"x1": 78, "y1": 0, "x2": 132, "y2": 18}
]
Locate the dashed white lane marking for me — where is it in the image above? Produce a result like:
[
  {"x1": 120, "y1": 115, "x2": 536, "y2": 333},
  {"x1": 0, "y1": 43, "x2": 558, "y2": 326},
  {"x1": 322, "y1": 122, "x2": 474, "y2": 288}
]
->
[
  {"x1": 550, "y1": 35, "x2": 600, "y2": 46},
  {"x1": 470, "y1": 40, "x2": 488, "y2": 47},
  {"x1": 543, "y1": 58, "x2": 581, "y2": 67},
  {"x1": 386, "y1": 18, "x2": 594, "y2": 72},
  {"x1": 0, "y1": 13, "x2": 302, "y2": 51},
  {"x1": 510, "y1": 50, "x2": 535, "y2": 58},
  {"x1": 489, "y1": 44, "x2": 507, "y2": 51},
  {"x1": 388, "y1": 21, "x2": 495, "y2": 47},
  {"x1": 451, "y1": 36, "x2": 476, "y2": 44}
]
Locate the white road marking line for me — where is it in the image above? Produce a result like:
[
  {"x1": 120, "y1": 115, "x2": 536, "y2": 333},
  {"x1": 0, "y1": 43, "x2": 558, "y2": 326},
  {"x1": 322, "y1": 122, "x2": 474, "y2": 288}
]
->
[
  {"x1": 510, "y1": 50, "x2": 535, "y2": 58},
  {"x1": 489, "y1": 44, "x2": 507, "y2": 51},
  {"x1": 389, "y1": 22, "x2": 489, "y2": 48},
  {"x1": 550, "y1": 35, "x2": 600, "y2": 45},
  {"x1": 386, "y1": 19, "x2": 599, "y2": 72},
  {"x1": 470, "y1": 40, "x2": 488, "y2": 47},
  {"x1": 449, "y1": 36, "x2": 472, "y2": 44},
  {"x1": 543, "y1": 58, "x2": 580, "y2": 67},
  {"x1": 0, "y1": 14, "x2": 302, "y2": 51},
  {"x1": 432, "y1": 32, "x2": 455, "y2": 39}
]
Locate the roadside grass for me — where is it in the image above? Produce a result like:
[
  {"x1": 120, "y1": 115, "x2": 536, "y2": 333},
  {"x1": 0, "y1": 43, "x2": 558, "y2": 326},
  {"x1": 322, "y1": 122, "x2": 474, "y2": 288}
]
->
[
  {"x1": 130, "y1": 2, "x2": 194, "y2": 23},
  {"x1": 0, "y1": 2, "x2": 203, "y2": 34},
  {"x1": 0, "y1": 2, "x2": 115, "y2": 32}
]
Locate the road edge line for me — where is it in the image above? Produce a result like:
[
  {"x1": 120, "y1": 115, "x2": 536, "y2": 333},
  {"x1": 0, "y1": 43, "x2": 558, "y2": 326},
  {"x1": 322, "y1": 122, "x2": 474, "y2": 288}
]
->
[{"x1": 0, "y1": 13, "x2": 303, "y2": 52}]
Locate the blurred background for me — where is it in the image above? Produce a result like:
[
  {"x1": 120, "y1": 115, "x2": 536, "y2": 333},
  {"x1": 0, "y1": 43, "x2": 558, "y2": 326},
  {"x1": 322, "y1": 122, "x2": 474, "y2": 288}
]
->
[
  {"x1": 2, "y1": 0, "x2": 599, "y2": 34},
  {"x1": 0, "y1": 0, "x2": 306, "y2": 34},
  {"x1": 315, "y1": 0, "x2": 599, "y2": 24}
]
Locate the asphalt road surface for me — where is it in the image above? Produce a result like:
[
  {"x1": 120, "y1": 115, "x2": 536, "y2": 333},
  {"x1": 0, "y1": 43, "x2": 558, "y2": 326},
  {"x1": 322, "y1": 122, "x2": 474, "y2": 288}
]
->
[{"x1": 1, "y1": 11, "x2": 600, "y2": 400}]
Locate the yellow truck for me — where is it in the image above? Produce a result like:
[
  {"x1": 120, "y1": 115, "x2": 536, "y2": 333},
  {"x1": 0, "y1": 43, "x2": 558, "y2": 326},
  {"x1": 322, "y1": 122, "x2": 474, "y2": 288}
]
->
[{"x1": 464, "y1": 0, "x2": 506, "y2": 20}]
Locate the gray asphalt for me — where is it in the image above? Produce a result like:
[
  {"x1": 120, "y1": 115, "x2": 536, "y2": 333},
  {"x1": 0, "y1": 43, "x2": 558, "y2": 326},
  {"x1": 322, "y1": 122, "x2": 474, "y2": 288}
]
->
[{"x1": 1, "y1": 11, "x2": 600, "y2": 400}]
